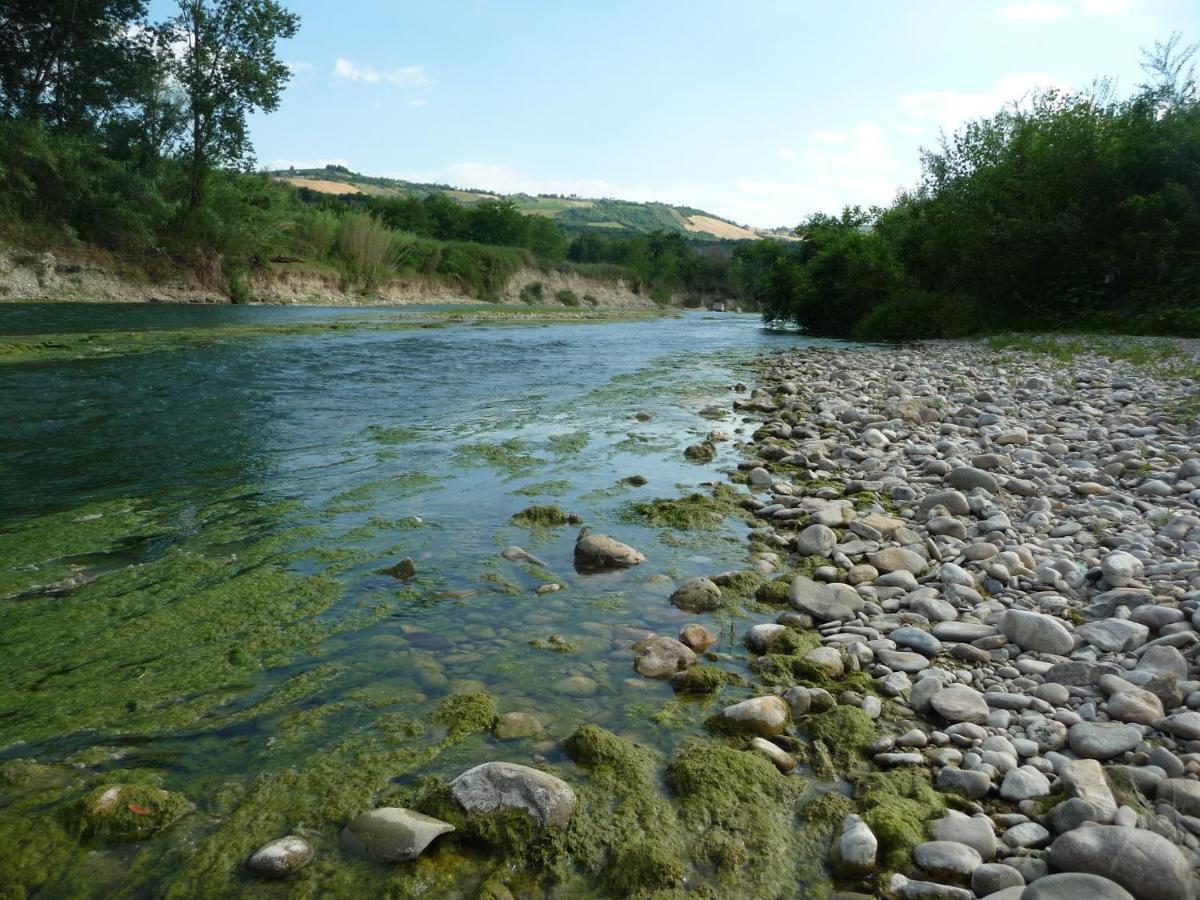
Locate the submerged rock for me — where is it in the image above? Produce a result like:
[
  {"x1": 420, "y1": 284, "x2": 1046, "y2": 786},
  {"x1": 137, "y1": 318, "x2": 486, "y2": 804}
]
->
[
  {"x1": 573, "y1": 528, "x2": 645, "y2": 572},
  {"x1": 77, "y1": 783, "x2": 191, "y2": 843},
  {"x1": 633, "y1": 634, "x2": 697, "y2": 678},
  {"x1": 719, "y1": 695, "x2": 789, "y2": 737},
  {"x1": 341, "y1": 807, "x2": 454, "y2": 863},
  {"x1": 246, "y1": 835, "x2": 315, "y2": 876},
  {"x1": 669, "y1": 577, "x2": 722, "y2": 612},
  {"x1": 450, "y1": 762, "x2": 576, "y2": 829},
  {"x1": 381, "y1": 557, "x2": 417, "y2": 579}
]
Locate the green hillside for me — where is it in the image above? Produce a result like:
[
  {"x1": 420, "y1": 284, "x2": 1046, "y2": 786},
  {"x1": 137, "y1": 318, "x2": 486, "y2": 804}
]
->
[{"x1": 273, "y1": 165, "x2": 766, "y2": 241}]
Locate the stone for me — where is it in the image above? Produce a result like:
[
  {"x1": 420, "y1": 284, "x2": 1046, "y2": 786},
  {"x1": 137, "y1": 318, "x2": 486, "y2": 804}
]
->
[
  {"x1": 1027, "y1": 718, "x2": 1068, "y2": 752},
  {"x1": 790, "y1": 576, "x2": 865, "y2": 622},
  {"x1": 246, "y1": 835, "x2": 314, "y2": 877},
  {"x1": 936, "y1": 766, "x2": 992, "y2": 799},
  {"x1": 1157, "y1": 777, "x2": 1200, "y2": 817},
  {"x1": 633, "y1": 635, "x2": 697, "y2": 678},
  {"x1": 999, "y1": 766, "x2": 1051, "y2": 801},
  {"x1": 340, "y1": 808, "x2": 454, "y2": 863},
  {"x1": 892, "y1": 626, "x2": 942, "y2": 658},
  {"x1": 1021, "y1": 873, "x2": 1134, "y2": 900},
  {"x1": 679, "y1": 623, "x2": 717, "y2": 652},
  {"x1": 802, "y1": 646, "x2": 844, "y2": 676},
  {"x1": 947, "y1": 466, "x2": 999, "y2": 492},
  {"x1": 972, "y1": 863, "x2": 1024, "y2": 896},
  {"x1": 832, "y1": 813, "x2": 878, "y2": 877},
  {"x1": 1106, "y1": 690, "x2": 1163, "y2": 725},
  {"x1": 870, "y1": 547, "x2": 927, "y2": 575},
  {"x1": 1101, "y1": 551, "x2": 1142, "y2": 587},
  {"x1": 574, "y1": 530, "x2": 645, "y2": 572},
  {"x1": 797, "y1": 523, "x2": 838, "y2": 557},
  {"x1": 932, "y1": 813, "x2": 996, "y2": 860},
  {"x1": 912, "y1": 840, "x2": 982, "y2": 879},
  {"x1": 1047, "y1": 825, "x2": 1195, "y2": 900},
  {"x1": 746, "y1": 623, "x2": 787, "y2": 654},
  {"x1": 877, "y1": 649, "x2": 931, "y2": 673},
  {"x1": 1059, "y1": 759, "x2": 1117, "y2": 822},
  {"x1": 493, "y1": 712, "x2": 542, "y2": 740},
  {"x1": 749, "y1": 737, "x2": 796, "y2": 773},
  {"x1": 450, "y1": 762, "x2": 576, "y2": 829},
  {"x1": 1157, "y1": 711, "x2": 1200, "y2": 741},
  {"x1": 669, "y1": 577, "x2": 723, "y2": 612},
  {"x1": 1002, "y1": 821, "x2": 1049, "y2": 849},
  {"x1": 1001, "y1": 609, "x2": 1075, "y2": 655},
  {"x1": 719, "y1": 695, "x2": 789, "y2": 737},
  {"x1": 1076, "y1": 619, "x2": 1149, "y2": 653},
  {"x1": 1067, "y1": 722, "x2": 1140, "y2": 760},
  {"x1": 930, "y1": 685, "x2": 990, "y2": 725}
]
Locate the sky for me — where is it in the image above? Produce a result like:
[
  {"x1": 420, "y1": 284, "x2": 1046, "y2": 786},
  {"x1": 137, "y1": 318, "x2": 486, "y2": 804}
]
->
[{"x1": 153, "y1": 0, "x2": 1198, "y2": 228}]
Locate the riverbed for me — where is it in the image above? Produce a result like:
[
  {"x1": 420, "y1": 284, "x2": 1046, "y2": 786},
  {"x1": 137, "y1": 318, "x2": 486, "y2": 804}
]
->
[{"x1": 0, "y1": 305, "x2": 846, "y2": 897}]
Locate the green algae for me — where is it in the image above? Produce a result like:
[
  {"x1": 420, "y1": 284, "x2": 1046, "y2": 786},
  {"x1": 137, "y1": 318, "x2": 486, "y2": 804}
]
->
[
  {"x1": 547, "y1": 431, "x2": 589, "y2": 456},
  {"x1": 622, "y1": 484, "x2": 748, "y2": 531},
  {"x1": 754, "y1": 577, "x2": 792, "y2": 604},
  {"x1": 854, "y1": 768, "x2": 945, "y2": 872},
  {"x1": 666, "y1": 739, "x2": 806, "y2": 897},
  {"x1": 671, "y1": 666, "x2": 735, "y2": 694},
  {"x1": 794, "y1": 791, "x2": 856, "y2": 898},
  {"x1": 510, "y1": 504, "x2": 580, "y2": 527},
  {"x1": 804, "y1": 707, "x2": 877, "y2": 767},
  {"x1": 431, "y1": 692, "x2": 498, "y2": 740},
  {"x1": 684, "y1": 441, "x2": 718, "y2": 462},
  {"x1": 454, "y1": 439, "x2": 546, "y2": 477},
  {"x1": 528, "y1": 635, "x2": 577, "y2": 653},
  {"x1": 365, "y1": 425, "x2": 424, "y2": 444},
  {"x1": 512, "y1": 479, "x2": 572, "y2": 497}
]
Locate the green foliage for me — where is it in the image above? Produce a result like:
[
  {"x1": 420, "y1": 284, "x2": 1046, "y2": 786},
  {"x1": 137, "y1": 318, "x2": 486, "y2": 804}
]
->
[
  {"x1": 430, "y1": 692, "x2": 498, "y2": 739},
  {"x1": 555, "y1": 288, "x2": 579, "y2": 306},
  {"x1": 520, "y1": 280, "x2": 545, "y2": 304},
  {"x1": 737, "y1": 37, "x2": 1200, "y2": 340}
]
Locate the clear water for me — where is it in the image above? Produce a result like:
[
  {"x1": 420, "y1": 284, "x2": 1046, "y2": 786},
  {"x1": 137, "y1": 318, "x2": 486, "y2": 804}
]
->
[{"x1": 0, "y1": 304, "x2": 848, "y2": 895}]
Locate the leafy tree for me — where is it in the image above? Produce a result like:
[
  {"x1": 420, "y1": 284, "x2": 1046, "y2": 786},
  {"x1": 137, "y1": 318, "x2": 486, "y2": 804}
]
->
[
  {"x1": 167, "y1": 0, "x2": 299, "y2": 209},
  {"x1": 0, "y1": 1, "x2": 152, "y2": 129}
]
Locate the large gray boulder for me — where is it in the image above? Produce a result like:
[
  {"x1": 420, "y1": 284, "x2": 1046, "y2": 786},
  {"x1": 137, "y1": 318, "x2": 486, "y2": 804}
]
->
[
  {"x1": 1046, "y1": 824, "x2": 1195, "y2": 900},
  {"x1": 930, "y1": 685, "x2": 990, "y2": 725},
  {"x1": 1067, "y1": 722, "x2": 1140, "y2": 760},
  {"x1": 341, "y1": 808, "x2": 454, "y2": 863},
  {"x1": 450, "y1": 762, "x2": 576, "y2": 829},
  {"x1": 1022, "y1": 873, "x2": 1134, "y2": 900}
]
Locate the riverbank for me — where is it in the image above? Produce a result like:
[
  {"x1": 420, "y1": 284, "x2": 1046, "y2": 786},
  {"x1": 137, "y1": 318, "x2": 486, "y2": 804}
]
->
[
  {"x1": 698, "y1": 334, "x2": 1200, "y2": 897},
  {"x1": 0, "y1": 245, "x2": 665, "y2": 308}
]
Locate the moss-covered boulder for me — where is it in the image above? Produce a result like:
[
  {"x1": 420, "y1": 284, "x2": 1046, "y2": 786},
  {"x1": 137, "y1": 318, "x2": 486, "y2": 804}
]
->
[
  {"x1": 671, "y1": 666, "x2": 733, "y2": 694},
  {"x1": 805, "y1": 706, "x2": 877, "y2": 760},
  {"x1": 76, "y1": 783, "x2": 191, "y2": 842},
  {"x1": 854, "y1": 769, "x2": 945, "y2": 872}
]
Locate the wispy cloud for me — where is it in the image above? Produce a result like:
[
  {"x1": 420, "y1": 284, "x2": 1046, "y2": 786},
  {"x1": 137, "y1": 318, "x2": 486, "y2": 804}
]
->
[
  {"x1": 333, "y1": 58, "x2": 433, "y2": 87},
  {"x1": 900, "y1": 72, "x2": 1072, "y2": 133},
  {"x1": 408, "y1": 98, "x2": 428, "y2": 108},
  {"x1": 1002, "y1": 2, "x2": 1070, "y2": 20},
  {"x1": 286, "y1": 61, "x2": 314, "y2": 77}
]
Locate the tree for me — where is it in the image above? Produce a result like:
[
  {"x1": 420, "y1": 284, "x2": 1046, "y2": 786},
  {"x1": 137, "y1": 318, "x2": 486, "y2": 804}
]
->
[
  {"x1": 168, "y1": 0, "x2": 299, "y2": 209},
  {"x1": 0, "y1": 1, "x2": 152, "y2": 129}
]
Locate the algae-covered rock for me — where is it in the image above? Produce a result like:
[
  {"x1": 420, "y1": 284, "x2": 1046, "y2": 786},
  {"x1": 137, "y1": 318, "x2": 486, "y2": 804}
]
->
[
  {"x1": 804, "y1": 706, "x2": 876, "y2": 761},
  {"x1": 494, "y1": 712, "x2": 542, "y2": 740},
  {"x1": 854, "y1": 768, "x2": 946, "y2": 871},
  {"x1": 450, "y1": 762, "x2": 576, "y2": 829},
  {"x1": 633, "y1": 634, "x2": 697, "y2": 678},
  {"x1": 432, "y1": 692, "x2": 497, "y2": 740},
  {"x1": 511, "y1": 505, "x2": 581, "y2": 527},
  {"x1": 754, "y1": 578, "x2": 792, "y2": 604},
  {"x1": 684, "y1": 441, "x2": 717, "y2": 462},
  {"x1": 77, "y1": 783, "x2": 191, "y2": 842},
  {"x1": 573, "y1": 529, "x2": 645, "y2": 572},
  {"x1": 340, "y1": 807, "x2": 454, "y2": 863},
  {"x1": 718, "y1": 695, "x2": 790, "y2": 737},
  {"x1": 671, "y1": 666, "x2": 732, "y2": 694},
  {"x1": 667, "y1": 739, "x2": 805, "y2": 895}
]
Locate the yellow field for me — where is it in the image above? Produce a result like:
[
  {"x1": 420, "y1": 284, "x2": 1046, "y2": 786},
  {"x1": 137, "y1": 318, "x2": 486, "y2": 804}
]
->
[
  {"x1": 281, "y1": 177, "x2": 363, "y2": 195},
  {"x1": 683, "y1": 215, "x2": 761, "y2": 241}
]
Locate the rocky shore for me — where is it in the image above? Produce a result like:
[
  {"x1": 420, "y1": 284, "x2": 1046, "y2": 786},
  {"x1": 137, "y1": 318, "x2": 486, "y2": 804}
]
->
[{"x1": 697, "y1": 338, "x2": 1200, "y2": 898}]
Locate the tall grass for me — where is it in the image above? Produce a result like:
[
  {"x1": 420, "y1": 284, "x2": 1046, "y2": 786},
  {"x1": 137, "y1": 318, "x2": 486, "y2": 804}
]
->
[{"x1": 336, "y1": 213, "x2": 397, "y2": 284}]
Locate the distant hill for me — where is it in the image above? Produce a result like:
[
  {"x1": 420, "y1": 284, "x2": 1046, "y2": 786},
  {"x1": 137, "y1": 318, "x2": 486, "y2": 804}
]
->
[{"x1": 271, "y1": 165, "x2": 794, "y2": 242}]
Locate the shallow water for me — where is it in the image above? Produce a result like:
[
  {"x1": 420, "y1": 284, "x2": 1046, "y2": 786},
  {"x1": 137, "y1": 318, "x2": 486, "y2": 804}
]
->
[{"x1": 0, "y1": 305, "x2": 850, "y2": 895}]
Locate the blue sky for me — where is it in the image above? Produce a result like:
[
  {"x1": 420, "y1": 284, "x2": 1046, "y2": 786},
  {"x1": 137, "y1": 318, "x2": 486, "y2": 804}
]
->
[{"x1": 157, "y1": 0, "x2": 1197, "y2": 227}]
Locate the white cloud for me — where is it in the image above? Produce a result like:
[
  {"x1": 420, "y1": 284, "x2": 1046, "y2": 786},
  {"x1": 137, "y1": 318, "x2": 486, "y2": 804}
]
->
[
  {"x1": 408, "y1": 98, "x2": 427, "y2": 108},
  {"x1": 900, "y1": 72, "x2": 1072, "y2": 133},
  {"x1": 286, "y1": 61, "x2": 314, "y2": 76},
  {"x1": 1002, "y1": 2, "x2": 1070, "y2": 20},
  {"x1": 333, "y1": 58, "x2": 433, "y2": 87}
]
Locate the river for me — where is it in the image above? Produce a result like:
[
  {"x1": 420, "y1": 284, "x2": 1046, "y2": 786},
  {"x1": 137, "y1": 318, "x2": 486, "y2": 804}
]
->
[{"x1": 0, "y1": 305, "x2": 847, "y2": 896}]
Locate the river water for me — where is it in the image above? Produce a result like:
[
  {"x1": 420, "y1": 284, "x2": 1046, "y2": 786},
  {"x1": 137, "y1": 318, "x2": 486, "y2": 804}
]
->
[{"x1": 0, "y1": 305, "x2": 845, "y2": 896}]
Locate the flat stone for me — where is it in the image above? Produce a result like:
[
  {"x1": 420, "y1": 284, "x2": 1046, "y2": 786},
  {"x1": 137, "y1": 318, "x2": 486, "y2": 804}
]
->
[
  {"x1": 1157, "y1": 777, "x2": 1200, "y2": 817},
  {"x1": 947, "y1": 466, "x2": 999, "y2": 493},
  {"x1": 679, "y1": 623, "x2": 718, "y2": 652},
  {"x1": 1047, "y1": 825, "x2": 1195, "y2": 900},
  {"x1": 450, "y1": 762, "x2": 576, "y2": 828},
  {"x1": 932, "y1": 813, "x2": 996, "y2": 860},
  {"x1": 999, "y1": 765, "x2": 1051, "y2": 801},
  {"x1": 972, "y1": 863, "x2": 1024, "y2": 896},
  {"x1": 669, "y1": 577, "x2": 722, "y2": 612},
  {"x1": 1059, "y1": 759, "x2": 1117, "y2": 822},
  {"x1": 930, "y1": 685, "x2": 990, "y2": 725},
  {"x1": 870, "y1": 547, "x2": 927, "y2": 575},
  {"x1": 1076, "y1": 619, "x2": 1149, "y2": 653},
  {"x1": 790, "y1": 576, "x2": 865, "y2": 622},
  {"x1": 574, "y1": 531, "x2": 645, "y2": 572},
  {"x1": 633, "y1": 635, "x2": 697, "y2": 678},
  {"x1": 341, "y1": 808, "x2": 454, "y2": 863},
  {"x1": 1157, "y1": 711, "x2": 1200, "y2": 740},
  {"x1": 749, "y1": 737, "x2": 796, "y2": 773},
  {"x1": 891, "y1": 626, "x2": 942, "y2": 658},
  {"x1": 1001, "y1": 609, "x2": 1074, "y2": 655},
  {"x1": 935, "y1": 766, "x2": 991, "y2": 799},
  {"x1": 1067, "y1": 722, "x2": 1140, "y2": 760},
  {"x1": 1002, "y1": 821, "x2": 1049, "y2": 849},
  {"x1": 493, "y1": 712, "x2": 542, "y2": 740},
  {"x1": 877, "y1": 649, "x2": 931, "y2": 673}
]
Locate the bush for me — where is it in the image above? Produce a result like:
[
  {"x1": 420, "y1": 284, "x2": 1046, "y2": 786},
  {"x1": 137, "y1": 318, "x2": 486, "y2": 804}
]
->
[
  {"x1": 520, "y1": 281, "x2": 544, "y2": 304},
  {"x1": 555, "y1": 289, "x2": 579, "y2": 306},
  {"x1": 851, "y1": 290, "x2": 987, "y2": 341},
  {"x1": 336, "y1": 213, "x2": 396, "y2": 283}
]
